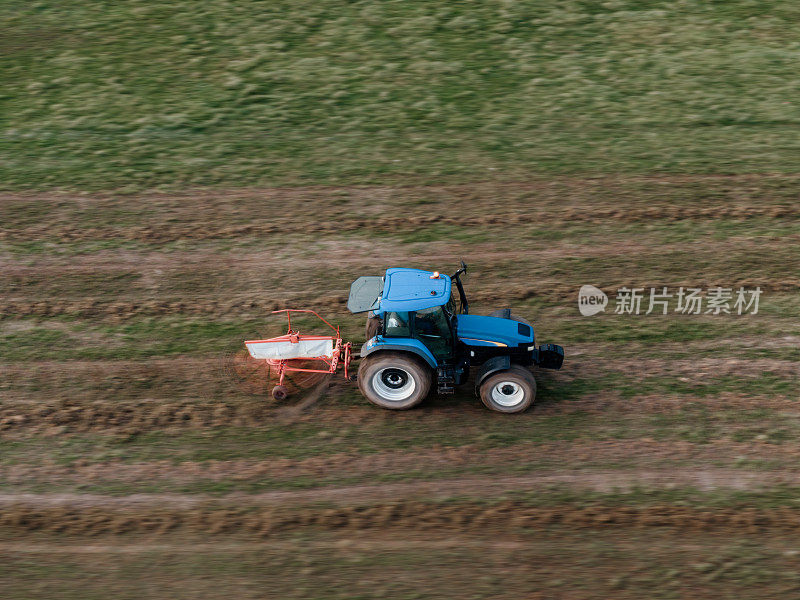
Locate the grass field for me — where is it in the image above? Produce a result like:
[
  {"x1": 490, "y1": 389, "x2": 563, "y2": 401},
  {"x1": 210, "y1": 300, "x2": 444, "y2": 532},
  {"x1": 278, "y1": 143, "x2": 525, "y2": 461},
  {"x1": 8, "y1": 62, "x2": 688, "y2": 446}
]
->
[
  {"x1": 3, "y1": 0, "x2": 800, "y2": 190},
  {"x1": 3, "y1": 1, "x2": 800, "y2": 598}
]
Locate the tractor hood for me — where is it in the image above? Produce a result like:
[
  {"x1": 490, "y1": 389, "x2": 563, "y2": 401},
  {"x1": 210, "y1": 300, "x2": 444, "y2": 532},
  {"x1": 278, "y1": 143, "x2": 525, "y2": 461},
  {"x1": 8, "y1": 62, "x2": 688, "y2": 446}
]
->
[{"x1": 456, "y1": 314, "x2": 534, "y2": 348}]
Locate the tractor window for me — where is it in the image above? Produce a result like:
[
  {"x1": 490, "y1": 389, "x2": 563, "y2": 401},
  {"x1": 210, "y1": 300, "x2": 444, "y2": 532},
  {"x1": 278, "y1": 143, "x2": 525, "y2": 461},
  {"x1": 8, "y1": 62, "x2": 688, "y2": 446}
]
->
[
  {"x1": 414, "y1": 306, "x2": 453, "y2": 360},
  {"x1": 383, "y1": 312, "x2": 411, "y2": 337}
]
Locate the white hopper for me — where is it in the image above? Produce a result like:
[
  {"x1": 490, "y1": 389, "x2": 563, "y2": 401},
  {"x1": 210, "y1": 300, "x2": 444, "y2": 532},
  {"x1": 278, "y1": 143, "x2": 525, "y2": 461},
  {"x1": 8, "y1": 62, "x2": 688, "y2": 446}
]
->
[{"x1": 245, "y1": 337, "x2": 335, "y2": 361}]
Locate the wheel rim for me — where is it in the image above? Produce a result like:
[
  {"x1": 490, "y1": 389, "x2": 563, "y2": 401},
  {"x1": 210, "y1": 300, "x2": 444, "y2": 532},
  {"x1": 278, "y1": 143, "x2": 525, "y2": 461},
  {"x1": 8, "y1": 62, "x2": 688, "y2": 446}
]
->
[
  {"x1": 490, "y1": 381, "x2": 525, "y2": 407},
  {"x1": 372, "y1": 367, "x2": 416, "y2": 402}
]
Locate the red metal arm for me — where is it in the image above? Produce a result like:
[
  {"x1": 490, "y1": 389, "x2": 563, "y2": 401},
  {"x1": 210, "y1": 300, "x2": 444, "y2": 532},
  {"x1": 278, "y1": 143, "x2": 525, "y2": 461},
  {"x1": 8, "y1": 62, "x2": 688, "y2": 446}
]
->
[{"x1": 272, "y1": 309, "x2": 340, "y2": 336}]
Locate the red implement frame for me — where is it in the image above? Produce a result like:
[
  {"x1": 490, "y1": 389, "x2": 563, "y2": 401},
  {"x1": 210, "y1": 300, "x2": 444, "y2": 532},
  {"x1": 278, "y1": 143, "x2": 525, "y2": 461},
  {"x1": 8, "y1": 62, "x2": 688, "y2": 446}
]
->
[{"x1": 244, "y1": 309, "x2": 352, "y2": 397}]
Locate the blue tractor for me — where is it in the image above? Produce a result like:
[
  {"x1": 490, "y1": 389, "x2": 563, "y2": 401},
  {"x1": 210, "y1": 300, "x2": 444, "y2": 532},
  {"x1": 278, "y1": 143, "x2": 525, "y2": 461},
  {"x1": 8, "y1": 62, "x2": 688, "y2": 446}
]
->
[{"x1": 347, "y1": 262, "x2": 564, "y2": 413}]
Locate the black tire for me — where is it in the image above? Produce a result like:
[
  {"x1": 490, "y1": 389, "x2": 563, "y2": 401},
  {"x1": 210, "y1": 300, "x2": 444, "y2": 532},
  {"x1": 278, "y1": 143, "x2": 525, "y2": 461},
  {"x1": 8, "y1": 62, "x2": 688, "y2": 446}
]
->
[
  {"x1": 365, "y1": 313, "x2": 382, "y2": 341},
  {"x1": 479, "y1": 365, "x2": 536, "y2": 414},
  {"x1": 271, "y1": 385, "x2": 288, "y2": 401},
  {"x1": 358, "y1": 352, "x2": 432, "y2": 410}
]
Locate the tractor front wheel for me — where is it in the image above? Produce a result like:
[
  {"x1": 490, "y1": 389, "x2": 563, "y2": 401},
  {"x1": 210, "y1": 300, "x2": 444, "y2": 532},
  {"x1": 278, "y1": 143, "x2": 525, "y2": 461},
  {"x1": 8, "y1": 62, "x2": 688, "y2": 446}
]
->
[
  {"x1": 358, "y1": 352, "x2": 432, "y2": 410},
  {"x1": 479, "y1": 365, "x2": 536, "y2": 414}
]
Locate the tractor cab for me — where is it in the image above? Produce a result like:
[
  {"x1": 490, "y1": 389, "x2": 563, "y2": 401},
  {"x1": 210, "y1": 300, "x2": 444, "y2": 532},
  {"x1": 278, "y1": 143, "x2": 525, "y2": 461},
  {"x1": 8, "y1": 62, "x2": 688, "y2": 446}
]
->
[
  {"x1": 347, "y1": 263, "x2": 564, "y2": 412},
  {"x1": 349, "y1": 267, "x2": 460, "y2": 362}
]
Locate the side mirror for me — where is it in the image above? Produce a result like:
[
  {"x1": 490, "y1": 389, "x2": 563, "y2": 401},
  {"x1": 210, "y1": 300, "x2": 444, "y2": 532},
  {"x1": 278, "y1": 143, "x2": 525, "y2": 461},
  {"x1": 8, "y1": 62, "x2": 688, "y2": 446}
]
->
[{"x1": 452, "y1": 260, "x2": 468, "y2": 279}]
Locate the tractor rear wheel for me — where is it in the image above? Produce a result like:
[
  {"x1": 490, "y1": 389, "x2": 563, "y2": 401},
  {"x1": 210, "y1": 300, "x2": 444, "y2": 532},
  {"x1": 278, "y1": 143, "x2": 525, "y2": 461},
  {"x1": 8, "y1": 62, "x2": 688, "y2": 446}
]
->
[
  {"x1": 365, "y1": 312, "x2": 382, "y2": 341},
  {"x1": 358, "y1": 352, "x2": 432, "y2": 410},
  {"x1": 479, "y1": 365, "x2": 536, "y2": 414}
]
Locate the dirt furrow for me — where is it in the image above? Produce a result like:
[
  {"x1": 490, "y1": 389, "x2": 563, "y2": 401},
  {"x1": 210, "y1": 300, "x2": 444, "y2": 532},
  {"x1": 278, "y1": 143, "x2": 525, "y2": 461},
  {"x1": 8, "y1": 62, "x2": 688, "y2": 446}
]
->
[
  {"x1": 0, "y1": 498, "x2": 797, "y2": 536},
  {"x1": 4, "y1": 203, "x2": 800, "y2": 244}
]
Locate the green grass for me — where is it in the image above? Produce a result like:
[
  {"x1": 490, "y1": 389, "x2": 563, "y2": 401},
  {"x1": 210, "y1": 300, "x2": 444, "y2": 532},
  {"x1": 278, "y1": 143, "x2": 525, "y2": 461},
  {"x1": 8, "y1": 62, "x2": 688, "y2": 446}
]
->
[{"x1": 3, "y1": 0, "x2": 800, "y2": 191}]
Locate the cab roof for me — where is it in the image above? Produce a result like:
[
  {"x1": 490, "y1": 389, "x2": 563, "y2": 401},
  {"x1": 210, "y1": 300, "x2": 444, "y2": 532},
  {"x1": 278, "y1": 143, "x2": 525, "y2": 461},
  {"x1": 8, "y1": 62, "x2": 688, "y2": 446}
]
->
[{"x1": 378, "y1": 268, "x2": 451, "y2": 313}]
